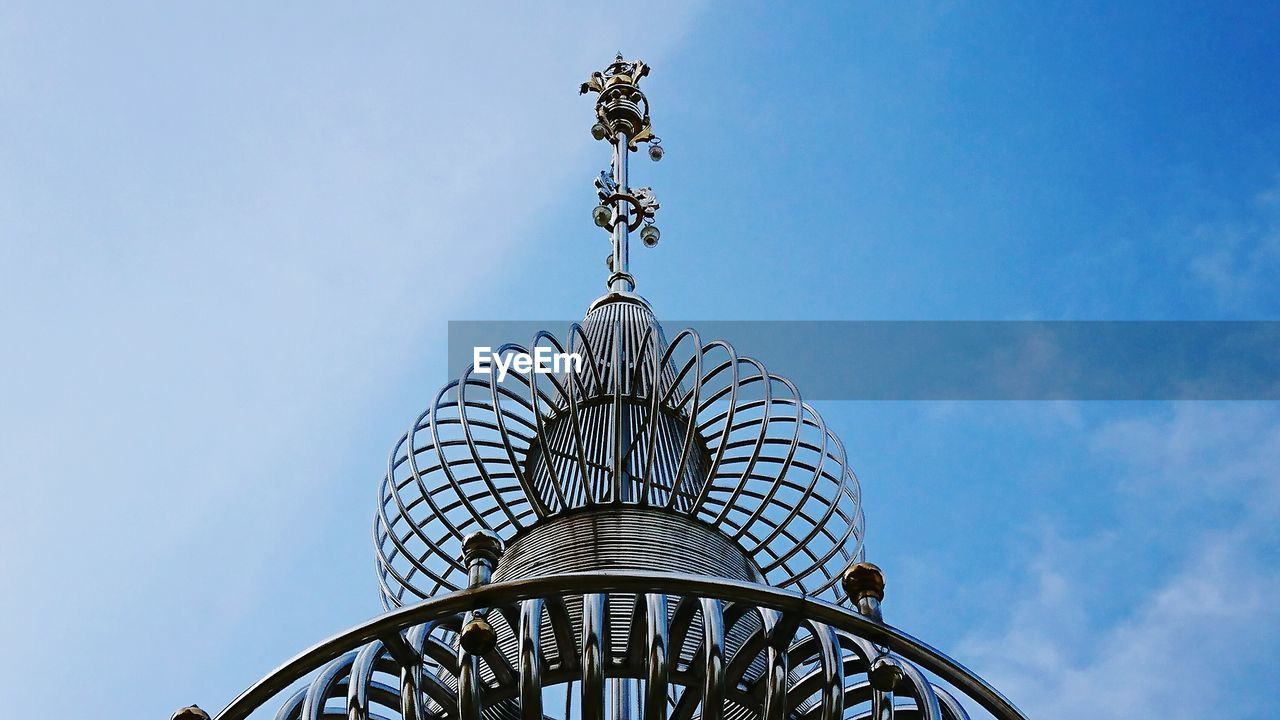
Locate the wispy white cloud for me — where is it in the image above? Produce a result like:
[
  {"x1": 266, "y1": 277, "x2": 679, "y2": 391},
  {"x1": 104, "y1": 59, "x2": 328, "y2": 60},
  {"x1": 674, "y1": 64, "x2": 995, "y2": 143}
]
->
[
  {"x1": 960, "y1": 405, "x2": 1280, "y2": 719},
  {"x1": 1189, "y1": 183, "x2": 1280, "y2": 312}
]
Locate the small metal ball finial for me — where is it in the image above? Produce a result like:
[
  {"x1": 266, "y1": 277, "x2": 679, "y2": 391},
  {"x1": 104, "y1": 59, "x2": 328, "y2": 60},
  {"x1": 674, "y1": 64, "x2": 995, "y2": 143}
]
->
[
  {"x1": 641, "y1": 224, "x2": 660, "y2": 247},
  {"x1": 462, "y1": 530, "x2": 503, "y2": 571},
  {"x1": 171, "y1": 706, "x2": 211, "y2": 720},
  {"x1": 459, "y1": 615, "x2": 498, "y2": 654},
  {"x1": 869, "y1": 655, "x2": 905, "y2": 692},
  {"x1": 842, "y1": 561, "x2": 885, "y2": 602},
  {"x1": 842, "y1": 561, "x2": 886, "y2": 621}
]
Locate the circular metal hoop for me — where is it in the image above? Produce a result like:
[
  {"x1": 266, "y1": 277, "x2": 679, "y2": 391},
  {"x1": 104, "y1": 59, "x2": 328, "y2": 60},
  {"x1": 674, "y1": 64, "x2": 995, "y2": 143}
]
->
[{"x1": 601, "y1": 192, "x2": 651, "y2": 231}]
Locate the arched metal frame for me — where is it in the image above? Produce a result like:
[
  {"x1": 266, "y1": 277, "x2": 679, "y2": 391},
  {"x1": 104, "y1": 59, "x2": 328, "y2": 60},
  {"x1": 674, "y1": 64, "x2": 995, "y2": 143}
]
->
[
  {"x1": 376, "y1": 298, "x2": 865, "y2": 609},
  {"x1": 215, "y1": 572, "x2": 1025, "y2": 720}
]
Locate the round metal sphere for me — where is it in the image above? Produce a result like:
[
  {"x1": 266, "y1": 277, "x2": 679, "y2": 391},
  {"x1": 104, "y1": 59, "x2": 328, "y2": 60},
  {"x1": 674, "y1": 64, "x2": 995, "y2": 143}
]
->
[
  {"x1": 640, "y1": 224, "x2": 660, "y2": 247},
  {"x1": 458, "y1": 616, "x2": 497, "y2": 654},
  {"x1": 869, "y1": 655, "x2": 906, "y2": 692},
  {"x1": 591, "y1": 204, "x2": 612, "y2": 228}
]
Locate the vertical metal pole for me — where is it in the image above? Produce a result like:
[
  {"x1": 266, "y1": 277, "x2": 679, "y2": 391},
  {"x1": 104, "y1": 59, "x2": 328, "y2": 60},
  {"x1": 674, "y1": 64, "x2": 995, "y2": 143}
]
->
[
  {"x1": 609, "y1": 132, "x2": 634, "y2": 504},
  {"x1": 610, "y1": 132, "x2": 632, "y2": 293},
  {"x1": 582, "y1": 593, "x2": 607, "y2": 720},
  {"x1": 612, "y1": 318, "x2": 626, "y2": 502},
  {"x1": 611, "y1": 678, "x2": 635, "y2": 720}
]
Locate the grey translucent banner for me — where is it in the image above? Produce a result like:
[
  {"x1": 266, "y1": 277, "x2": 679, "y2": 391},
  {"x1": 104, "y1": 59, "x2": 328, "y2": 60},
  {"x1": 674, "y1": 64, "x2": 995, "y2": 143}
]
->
[{"x1": 447, "y1": 321, "x2": 1280, "y2": 400}]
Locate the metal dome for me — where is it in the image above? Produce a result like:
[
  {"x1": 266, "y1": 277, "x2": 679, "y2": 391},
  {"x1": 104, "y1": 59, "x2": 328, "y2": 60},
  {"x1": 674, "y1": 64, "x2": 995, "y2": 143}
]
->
[{"x1": 375, "y1": 294, "x2": 865, "y2": 608}]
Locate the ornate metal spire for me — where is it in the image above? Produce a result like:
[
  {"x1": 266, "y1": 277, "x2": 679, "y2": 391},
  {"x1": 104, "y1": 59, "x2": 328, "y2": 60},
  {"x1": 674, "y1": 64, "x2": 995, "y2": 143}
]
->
[
  {"x1": 581, "y1": 54, "x2": 663, "y2": 294},
  {"x1": 179, "y1": 55, "x2": 1029, "y2": 720}
]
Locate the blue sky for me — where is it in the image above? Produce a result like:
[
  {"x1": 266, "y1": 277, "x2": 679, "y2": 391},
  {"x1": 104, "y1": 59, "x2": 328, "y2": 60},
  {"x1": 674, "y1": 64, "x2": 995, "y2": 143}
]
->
[{"x1": 2, "y1": 2, "x2": 1278, "y2": 718}]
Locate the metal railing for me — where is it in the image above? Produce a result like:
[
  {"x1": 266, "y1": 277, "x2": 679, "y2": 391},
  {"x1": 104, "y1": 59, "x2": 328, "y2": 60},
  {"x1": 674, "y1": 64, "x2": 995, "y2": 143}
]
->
[{"x1": 216, "y1": 572, "x2": 1024, "y2": 720}]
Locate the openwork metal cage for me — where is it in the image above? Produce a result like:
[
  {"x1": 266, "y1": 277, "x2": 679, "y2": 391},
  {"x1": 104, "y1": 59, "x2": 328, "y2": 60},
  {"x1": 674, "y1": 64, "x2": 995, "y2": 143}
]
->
[
  {"x1": 178, "y1": 55, "x2": 1026, "y2": 720},
  {"x1": 376, "y1": 296, "x2": 865, "y2": 608}
]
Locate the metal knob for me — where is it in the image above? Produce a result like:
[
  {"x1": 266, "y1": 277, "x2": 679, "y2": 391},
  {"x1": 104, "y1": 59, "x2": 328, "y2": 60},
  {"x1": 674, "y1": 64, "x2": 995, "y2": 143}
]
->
[
  {"x1": 459, "y1": 615, "x2": 498, "y2": 654},
  {"x1": 841, "y1": 561, "x2": 885, "y2": 621},
  {"x1": 869, "y1": 655, "x2": 905, "y2": 692},
  {"x1": 592, "y1": 204, "x2": 613, "y2": 228}
]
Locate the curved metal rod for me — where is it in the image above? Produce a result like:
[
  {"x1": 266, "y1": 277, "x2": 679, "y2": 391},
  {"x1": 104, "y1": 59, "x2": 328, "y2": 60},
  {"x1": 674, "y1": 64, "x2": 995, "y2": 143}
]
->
[
  {"x1": 898, "y1": 655, "x2": 943, "y2": 720},
  {"x1": 657, "y1": 329, "x2": 704, "y2": 512},
  {"x1": 274, "y1": 688, "x2": 306, "y2": 720},
  {"x1": 347, "y1": 640, "x2": 385, "y2": 720},
  {"x1": 458, "y1": 354, "x2": 524, "y2": 531},
  {"x1": 686, "y1": 342, "x2": 741, "y2": 516},
  {"x1": 380, "y1": 425, "x2": 462, "y2": 595},
  {"x1": 457, "y1": 649, "x2": 481, "y2": 720},
  {"x1": 727, "y1": 375, "x2": 803, "y2": 543},
  {"x1": 934, "y1": 685, "x2": 970, "y2": 720},
  {"x1": 637, "y1": 326, "x2": 664, "y2": 503},
  {"x1": 523, "y1": 340, "x2": 575, "y2": 512},
  {"x1": 581, "y1": 593, "x2": 607, "y2": 720},
  {"x1": 544, "y1": 594, "x2": 579, "y2": 672},
  {"x1": 402, "y1": 386, "x2": 469, "y2": 565},
  {"x1": 644, "y1": 593, "x2": 669, "y2": 720},
  {"x1": 425, "y1": 375, "x2": 491, "y2": 540},
  {"x1": 491, "y1": 337, "x2": 550, "y2": 520},
  {"x1": 808, "y1": 620, "x2": 845, "y2": 720},
  {"x1": 706, "y1": 358, "x2": 773, "y2": 526},
  {"x1": 751, "y1": 403, "x2": 837, "y2": 568},
  {"x1": 301, "y1": 651, "x2": 357, "y2": 720},
  {"x1": 699, "y1": 598, "x2": 726, "y2": 720},
  {"x1": 539, "y1": 327, "x2": 598, "y2": 512},
  {"x1": 519, "y1": 598, "x2": 544, "y2": 720}
]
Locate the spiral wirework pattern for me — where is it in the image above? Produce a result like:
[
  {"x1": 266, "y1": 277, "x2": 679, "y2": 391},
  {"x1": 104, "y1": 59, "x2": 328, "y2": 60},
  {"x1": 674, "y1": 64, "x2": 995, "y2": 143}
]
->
[{"x1": 376, "y1": 295, "x2": 865, "y2": 609}]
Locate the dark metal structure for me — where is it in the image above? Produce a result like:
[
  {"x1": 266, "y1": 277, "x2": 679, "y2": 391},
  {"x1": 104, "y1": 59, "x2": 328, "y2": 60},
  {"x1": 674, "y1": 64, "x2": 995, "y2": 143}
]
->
[{"x1": 180, "y1": 56, "x2": 1027, "y2": 720}]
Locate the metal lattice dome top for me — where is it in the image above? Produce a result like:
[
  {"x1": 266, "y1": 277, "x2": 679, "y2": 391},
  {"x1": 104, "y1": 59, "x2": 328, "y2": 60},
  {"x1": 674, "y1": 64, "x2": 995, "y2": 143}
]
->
[
  {"x1": 376, "y1": 292, "x2": 865, "y2": 608},
  {"x1": 374, "y1": 55, "x2": 865, "y2": 610},
  {"x1": 192, "y1": 55, "x2": 1028, "y2": 720}
]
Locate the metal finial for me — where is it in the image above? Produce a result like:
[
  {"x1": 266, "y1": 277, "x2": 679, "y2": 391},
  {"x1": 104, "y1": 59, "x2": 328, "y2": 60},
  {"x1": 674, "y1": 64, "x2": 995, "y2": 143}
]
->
[
  {"x1": 841, "y1": 561, "x2": 885, "y2": 621},
  {"x1": 170, "y1": 706, "x2": 211, "y2": 720},
  {"x1": 581, "y1": 55, "x2": 662, "y2": 294}
]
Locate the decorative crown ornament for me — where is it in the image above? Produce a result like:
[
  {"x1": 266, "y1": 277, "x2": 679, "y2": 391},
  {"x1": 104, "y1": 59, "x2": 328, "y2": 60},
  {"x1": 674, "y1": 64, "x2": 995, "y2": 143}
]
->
[{"x1": 581, "y1": 54, "x2": 657, "y2": 147}]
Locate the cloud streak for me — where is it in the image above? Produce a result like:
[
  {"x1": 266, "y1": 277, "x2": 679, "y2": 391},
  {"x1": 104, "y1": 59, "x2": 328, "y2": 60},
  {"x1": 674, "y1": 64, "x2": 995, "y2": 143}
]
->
[{"x1": 961, "y1": 405, "x2": 1280, "y2": 719}]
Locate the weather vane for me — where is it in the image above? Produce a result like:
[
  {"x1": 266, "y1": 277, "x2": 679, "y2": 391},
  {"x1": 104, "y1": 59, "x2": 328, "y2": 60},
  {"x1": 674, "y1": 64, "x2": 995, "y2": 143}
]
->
[{"x1": 581, "y1": 54, "x2": 663, "y2": 294}]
